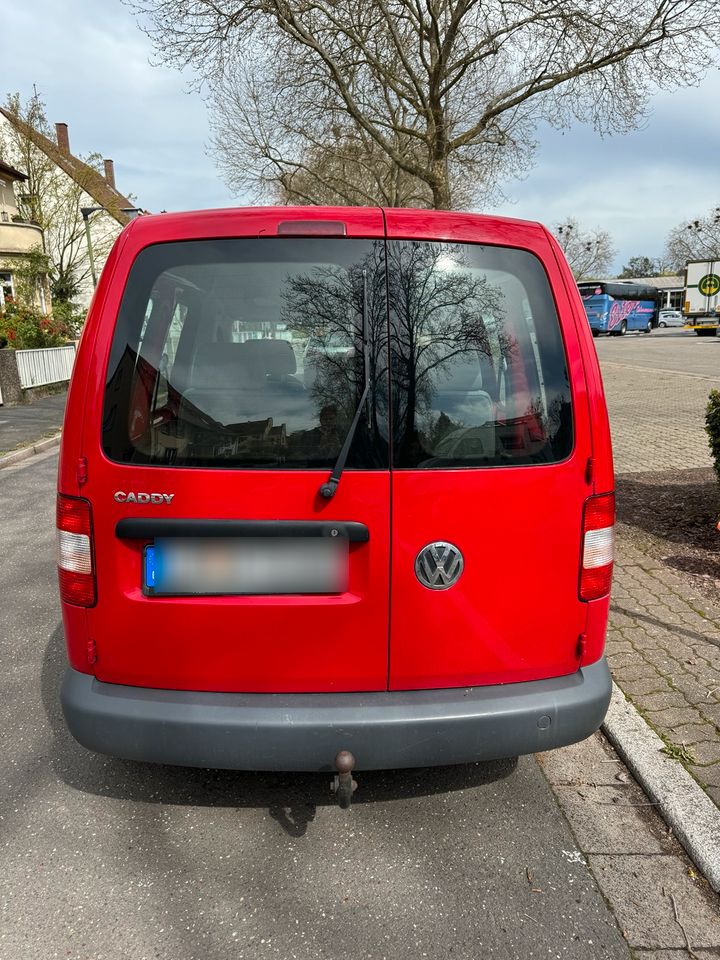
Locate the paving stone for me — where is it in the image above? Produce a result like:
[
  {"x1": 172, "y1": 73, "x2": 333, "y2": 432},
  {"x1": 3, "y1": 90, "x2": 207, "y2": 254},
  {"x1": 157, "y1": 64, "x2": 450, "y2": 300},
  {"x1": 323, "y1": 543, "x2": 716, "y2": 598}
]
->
[
  {"x1": 537, "y1": 731, "x2": 619, "y2": 787},
  {"x1": 609, "y1": 612, "x2": 642, "y2": 630},
  {"x1": 633, "y1": 952, "x2": 720, "y2": 959},
  {"x1": 613, "y1": 662, "x2": 667, "y2": 682},
  {"x1": 685, "y1": 661, "x2": 718, "y2": 681},
  {"x1": 690, "y1": 764, "x2": 720, "y2": 788},
  {"x1": 600, "y1": 346, "x2": 714, "y2": 473},
  {"x1": 687, "y1": 741, "x2": 720, "y2": 765},
  {"x1": 642, "y1": 607, "x2": 688, "y2": 628},
  {"x1": 643, "y1": 707, "x2": 705, "y2": 728},
  {"x1": 640, "y1": 692, "x2": 693, "y2": 712},
  {"x1": 619, "y1": 677, "x2": 672, "y2": 697},
  {"x1": 701, "y1": 703, "x2": 720, "y2": 726},
  {"x1": 552, "y1": 784, "x2": 675, "y2": 855},
  {"x1": 587, "y1": 854, "x2": 720, "y2": 949},
  {"x1": 674, "y1": 723, "x2": 720, "y2": 746},
  {"x1": 670, "y1": 674, "x2": 719, "y2": 705},
  {"x1": 605, "y1": 638, "x2": 636, "y2": 655},
  {"x1": 609, "y1": 651, "x2": 649, "y2": 668}
]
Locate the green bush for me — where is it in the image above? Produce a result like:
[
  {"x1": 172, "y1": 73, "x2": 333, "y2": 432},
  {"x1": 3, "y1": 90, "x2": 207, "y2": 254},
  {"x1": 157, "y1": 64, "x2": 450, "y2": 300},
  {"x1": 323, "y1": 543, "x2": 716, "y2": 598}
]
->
[
  {"x1": 706, "y1": 390, "x2": 720, "y2": 485},
  {"x1": 0, "y1": 300, "x2": 70, "y2": 349},
  {"x1": 50, "y1": 300, "x2": 84, "y2": 339}
]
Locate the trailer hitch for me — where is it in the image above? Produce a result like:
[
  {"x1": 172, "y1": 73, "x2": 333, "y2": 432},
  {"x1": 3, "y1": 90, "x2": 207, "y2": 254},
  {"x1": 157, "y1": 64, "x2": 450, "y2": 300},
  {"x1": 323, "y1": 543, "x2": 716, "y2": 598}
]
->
[{"x1": 331, "y1": 750, "x2": 357, "y2": 809}]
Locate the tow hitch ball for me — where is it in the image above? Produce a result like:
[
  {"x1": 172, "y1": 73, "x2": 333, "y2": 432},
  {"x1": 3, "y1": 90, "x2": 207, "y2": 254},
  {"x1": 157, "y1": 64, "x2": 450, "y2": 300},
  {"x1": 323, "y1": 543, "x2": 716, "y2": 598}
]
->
[{"x1": 331, "y1": 750, "x2": 358, "y2": 809}]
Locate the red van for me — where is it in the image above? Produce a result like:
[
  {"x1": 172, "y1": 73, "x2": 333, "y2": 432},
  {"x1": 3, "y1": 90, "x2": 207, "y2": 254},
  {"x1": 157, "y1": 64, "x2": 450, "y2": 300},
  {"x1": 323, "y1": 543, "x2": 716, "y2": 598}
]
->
[{"x1": 58, "y1": 207, "x2": 614, "y2": 798}]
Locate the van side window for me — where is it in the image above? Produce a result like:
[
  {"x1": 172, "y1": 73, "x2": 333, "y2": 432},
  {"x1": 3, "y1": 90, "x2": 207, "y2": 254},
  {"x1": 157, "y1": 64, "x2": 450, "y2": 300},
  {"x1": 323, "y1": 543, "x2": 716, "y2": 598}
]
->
[
  {"x1": 387, "y1": 241, "x2": 572, "y2": 468},
  {"x1": 102, "y1": 239, "x2": 389, "y2": 469}
]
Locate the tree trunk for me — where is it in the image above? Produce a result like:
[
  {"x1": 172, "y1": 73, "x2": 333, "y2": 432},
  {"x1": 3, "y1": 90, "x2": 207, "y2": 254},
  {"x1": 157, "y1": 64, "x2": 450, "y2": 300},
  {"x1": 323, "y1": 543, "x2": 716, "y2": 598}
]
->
[{"x1": 429, "y1": 156, "x2": 451, "y2": 209}]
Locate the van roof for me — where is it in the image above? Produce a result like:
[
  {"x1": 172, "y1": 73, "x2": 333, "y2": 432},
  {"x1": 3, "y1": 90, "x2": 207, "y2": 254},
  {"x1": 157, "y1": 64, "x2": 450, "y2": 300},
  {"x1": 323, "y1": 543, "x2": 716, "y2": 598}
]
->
[{"x1": 120, "y1": 206, "x2": 548, "y2": 245}]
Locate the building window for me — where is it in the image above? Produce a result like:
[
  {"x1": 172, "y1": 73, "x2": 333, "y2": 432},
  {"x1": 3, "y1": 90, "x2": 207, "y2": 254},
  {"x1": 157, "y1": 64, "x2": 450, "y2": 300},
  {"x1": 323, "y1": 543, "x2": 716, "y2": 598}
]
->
[{"x1": 0, "y1": 271, "x2": 14, "y2": 308}]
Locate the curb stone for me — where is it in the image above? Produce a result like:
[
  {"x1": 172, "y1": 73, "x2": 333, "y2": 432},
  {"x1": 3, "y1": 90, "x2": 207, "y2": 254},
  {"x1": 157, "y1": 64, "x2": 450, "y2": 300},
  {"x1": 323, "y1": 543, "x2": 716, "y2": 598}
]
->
[
  {"x1": 0, "y1": 432, "x2": 62, "y2": 469},
  {"x1": 603, "y1": 681, "x2": 720, "y2": 892}
]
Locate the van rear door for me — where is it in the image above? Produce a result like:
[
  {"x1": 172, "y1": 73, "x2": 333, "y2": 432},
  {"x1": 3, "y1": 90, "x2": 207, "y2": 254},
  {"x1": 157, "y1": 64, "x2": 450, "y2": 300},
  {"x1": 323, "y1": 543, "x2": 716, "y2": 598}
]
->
[
  {"x1": 83, "y1": 211, "x2": 392, "y2": 693},
  {"x1": 384, "y1": 212, "x2": 594, "y2": 690}
]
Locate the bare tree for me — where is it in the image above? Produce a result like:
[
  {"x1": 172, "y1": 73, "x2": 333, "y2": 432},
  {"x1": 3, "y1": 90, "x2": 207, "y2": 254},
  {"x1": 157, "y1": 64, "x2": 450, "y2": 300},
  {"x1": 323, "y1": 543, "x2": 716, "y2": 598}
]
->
[
  {"x1": 665, "y1": 203, "x2": 720, "y2": 272},
  {"x1": 554, "y1": 219, "x2": 615, "y2": 279},
  {"x1": 212, "y1": 82, "x2": 441, "y2": 207},
  {"x1": 281, "y1": 240, "x2": 512, "y2": 463},
  {"x1": 129, "y1": 0, "x2": 719, "y2": 209},
  {"x1": 207, "y1": 44, "x2": 508, "y2": 207}
]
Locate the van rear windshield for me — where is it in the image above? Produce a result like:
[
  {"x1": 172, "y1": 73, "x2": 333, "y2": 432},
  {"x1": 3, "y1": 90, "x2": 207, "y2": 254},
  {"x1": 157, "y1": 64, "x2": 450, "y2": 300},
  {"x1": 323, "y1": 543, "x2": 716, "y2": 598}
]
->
[
  {"x1": 102, "y1": 238, "x2": 388, "y2": 469},
  {"x1": 386, "y1": 240, "x2": 572, "y2": 467},
  {"x1": 102, "y1": 237, "x2": 572, "y2": 469}
]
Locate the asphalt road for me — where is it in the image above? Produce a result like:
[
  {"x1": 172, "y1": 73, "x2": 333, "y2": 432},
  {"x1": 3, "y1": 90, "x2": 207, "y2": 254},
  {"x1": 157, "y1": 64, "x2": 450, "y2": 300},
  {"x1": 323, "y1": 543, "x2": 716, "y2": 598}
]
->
[
  {"x1": 0, "y1": 391, "x2": 67, "y2": 453},
  {"x1": 0, "y1": 451, "x2": 630, "y2": 960},
  {"x1": 595, "y1": 324, "x2": 720, "y2": 379},
  {"x1": 594, "y1": 327, "x2": 720, "y2": 474}
]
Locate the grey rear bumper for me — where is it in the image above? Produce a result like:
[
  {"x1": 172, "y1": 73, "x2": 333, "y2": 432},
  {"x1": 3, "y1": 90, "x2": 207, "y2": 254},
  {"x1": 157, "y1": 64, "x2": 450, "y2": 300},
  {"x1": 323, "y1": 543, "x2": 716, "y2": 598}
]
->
[{"x1": 61, "y1": 659, "x2": 612, "y2": 771}]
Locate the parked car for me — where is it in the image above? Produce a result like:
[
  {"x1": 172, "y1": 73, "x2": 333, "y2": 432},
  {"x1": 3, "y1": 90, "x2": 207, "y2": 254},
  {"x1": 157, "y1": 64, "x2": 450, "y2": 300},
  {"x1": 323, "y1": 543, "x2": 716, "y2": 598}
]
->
[
  {"x1": 658, "y1": 310, "x2": 684, "y2": 328},
  {"x1": 57, "y1": 207, "x2": 614, "y2": 805}
]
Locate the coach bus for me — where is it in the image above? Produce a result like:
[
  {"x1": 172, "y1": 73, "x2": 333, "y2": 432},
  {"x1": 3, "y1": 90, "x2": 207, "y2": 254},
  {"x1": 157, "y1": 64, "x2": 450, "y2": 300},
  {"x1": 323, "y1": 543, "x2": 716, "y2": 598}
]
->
[{"x1": 577, "y1": 282, "x2": 661, "y2": 336}]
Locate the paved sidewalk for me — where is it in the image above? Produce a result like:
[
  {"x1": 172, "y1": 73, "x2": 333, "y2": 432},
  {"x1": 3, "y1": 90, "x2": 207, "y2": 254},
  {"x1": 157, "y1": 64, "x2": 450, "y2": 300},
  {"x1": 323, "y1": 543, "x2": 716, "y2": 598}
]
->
[
  {"x1": 539, "y1": 733, "x2": 720, "y2": 956},
  {"x1": 597, "y1": 336, "x2": 720, "y2": 810},
  {"x1": 606, "y1": 532, "x2": 720, "y2": 806},
  {"x1": 599, "y1": 357, "x2": 719, "y2": 473},
  {"x1": 0, "y1": 392, "x2": 67, "y2": 454}
]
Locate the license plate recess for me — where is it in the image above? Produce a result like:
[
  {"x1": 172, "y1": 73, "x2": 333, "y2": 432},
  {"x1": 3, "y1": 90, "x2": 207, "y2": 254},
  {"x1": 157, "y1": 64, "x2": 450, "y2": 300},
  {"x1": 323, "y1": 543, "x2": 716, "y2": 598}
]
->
[{"x1": 143, "y1": 536, "x2": 349, "y2": 596}]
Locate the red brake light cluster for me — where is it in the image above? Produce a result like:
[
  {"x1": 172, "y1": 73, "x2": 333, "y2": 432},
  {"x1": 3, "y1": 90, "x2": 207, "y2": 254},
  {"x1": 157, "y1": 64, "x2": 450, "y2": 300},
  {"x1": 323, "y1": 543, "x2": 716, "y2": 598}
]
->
[
  {"x1": 57, "y1": 494, "x2": 96, "y2": 606},
  {"x1": 277, "y1": 220, "x2": 347, "y2": 237},
  {"x1": 579, "y1": 493, "x2": 615, "y2": 601}
]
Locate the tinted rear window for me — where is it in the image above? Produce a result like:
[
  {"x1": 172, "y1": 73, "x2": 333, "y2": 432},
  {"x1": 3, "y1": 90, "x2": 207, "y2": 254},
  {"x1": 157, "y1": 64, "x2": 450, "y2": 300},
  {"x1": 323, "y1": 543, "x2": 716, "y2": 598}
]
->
[
  {"x1": 102, "y1": 236, "x2": 571, "y2": 470},
  {"x1": 387, "y1": 241, "x2": 572, "y2": 467},
  {"x1": 102, "y1": 238, "x2": 388, "y2": 469}
]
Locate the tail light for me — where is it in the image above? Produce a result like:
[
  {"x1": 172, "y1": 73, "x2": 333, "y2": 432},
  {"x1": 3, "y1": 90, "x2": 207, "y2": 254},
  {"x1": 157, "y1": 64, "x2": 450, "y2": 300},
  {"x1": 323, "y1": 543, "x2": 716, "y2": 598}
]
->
[
  {"x1": 57, "y1": 494, "x2": 96, "y2": 606},
  {"x1": 580, "y1": 493, "x2": 615, "y2": 601}
]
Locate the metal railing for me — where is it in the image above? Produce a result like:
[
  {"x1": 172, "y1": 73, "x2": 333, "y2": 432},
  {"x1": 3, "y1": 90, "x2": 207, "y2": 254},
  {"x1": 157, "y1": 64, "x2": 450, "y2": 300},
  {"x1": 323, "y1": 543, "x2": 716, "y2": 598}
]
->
[{"x1": 16, "y1": 344, "x2": 76, "y2": 388}]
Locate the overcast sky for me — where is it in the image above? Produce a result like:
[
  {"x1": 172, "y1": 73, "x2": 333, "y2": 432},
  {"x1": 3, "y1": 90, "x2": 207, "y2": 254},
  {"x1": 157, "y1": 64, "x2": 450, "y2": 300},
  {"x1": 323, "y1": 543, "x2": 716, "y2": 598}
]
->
[{"x1": 4, "y1": 0, "x2": 719, "y2": 272}]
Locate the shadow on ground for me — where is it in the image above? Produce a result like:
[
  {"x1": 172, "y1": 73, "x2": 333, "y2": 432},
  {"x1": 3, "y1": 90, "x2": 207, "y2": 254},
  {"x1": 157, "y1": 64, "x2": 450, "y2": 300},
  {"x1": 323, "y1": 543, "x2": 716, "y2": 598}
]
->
[
  {"x1": 611, "y1": 603, "x2": 720, "y2": 650},
  {"x1": 41, "y1": 625, "x2": 517, "y2": 833},
  {"x1": 616, "y1": 468, "x2": 720, "y2": 586}
]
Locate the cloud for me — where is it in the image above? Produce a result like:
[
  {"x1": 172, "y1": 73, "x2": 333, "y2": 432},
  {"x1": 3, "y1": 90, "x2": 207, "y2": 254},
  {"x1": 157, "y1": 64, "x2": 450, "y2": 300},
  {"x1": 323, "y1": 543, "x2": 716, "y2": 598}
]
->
[
  {"x1": 4, "y1": 0, "x2": 239, "y2": 212},
  {"x1": 490, "y1": 73, "x2": 720, "y2": 269},
  {"x1": 4, "y1": 1, "x2": 719, "y2": 272}
]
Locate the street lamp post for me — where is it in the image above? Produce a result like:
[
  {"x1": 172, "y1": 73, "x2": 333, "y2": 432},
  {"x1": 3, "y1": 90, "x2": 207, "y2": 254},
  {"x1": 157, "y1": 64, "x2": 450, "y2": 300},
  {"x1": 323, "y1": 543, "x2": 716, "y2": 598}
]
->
[{"x1": 81, "y1": 206, "x2": 142, "y2": 287}]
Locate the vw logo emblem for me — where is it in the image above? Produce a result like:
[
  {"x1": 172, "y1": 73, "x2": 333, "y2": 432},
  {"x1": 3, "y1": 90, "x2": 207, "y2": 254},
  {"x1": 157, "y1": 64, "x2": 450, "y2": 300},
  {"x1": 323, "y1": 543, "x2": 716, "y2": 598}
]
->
[{"x1": 415, "y1": 541, "x2": 464, "y2": 590}]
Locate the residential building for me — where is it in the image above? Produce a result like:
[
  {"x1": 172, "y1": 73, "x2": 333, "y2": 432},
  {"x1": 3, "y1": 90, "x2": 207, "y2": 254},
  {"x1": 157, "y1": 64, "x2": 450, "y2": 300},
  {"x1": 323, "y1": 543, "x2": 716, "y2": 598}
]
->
[
  {"x1": 0, "y1": 158, "x2": 48, "y2": 311},
  {"x1": 0, "y1": 109, "x2": 141, "y2": 311}
]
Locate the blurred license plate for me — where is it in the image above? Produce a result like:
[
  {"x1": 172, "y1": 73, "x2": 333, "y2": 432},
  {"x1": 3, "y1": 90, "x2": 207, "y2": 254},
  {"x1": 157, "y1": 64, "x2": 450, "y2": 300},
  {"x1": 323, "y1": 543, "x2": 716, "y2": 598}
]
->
[{"x1": 144, "y1": 538, "x2": 348, "y2": 596}]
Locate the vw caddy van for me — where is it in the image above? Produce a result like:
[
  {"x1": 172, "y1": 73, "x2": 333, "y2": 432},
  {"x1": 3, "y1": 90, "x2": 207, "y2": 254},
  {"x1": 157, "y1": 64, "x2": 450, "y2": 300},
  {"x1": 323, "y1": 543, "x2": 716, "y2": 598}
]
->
[{"x1": 58, "y1": 207, "x2": 614, "y2": 797}]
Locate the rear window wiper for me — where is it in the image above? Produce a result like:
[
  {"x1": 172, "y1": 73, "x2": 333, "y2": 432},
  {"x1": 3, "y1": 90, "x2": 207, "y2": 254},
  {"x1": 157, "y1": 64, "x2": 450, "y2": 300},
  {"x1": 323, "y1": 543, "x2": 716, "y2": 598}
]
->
[{"x1": 319, "y1": 269, "x2": 371, "y2": 499}]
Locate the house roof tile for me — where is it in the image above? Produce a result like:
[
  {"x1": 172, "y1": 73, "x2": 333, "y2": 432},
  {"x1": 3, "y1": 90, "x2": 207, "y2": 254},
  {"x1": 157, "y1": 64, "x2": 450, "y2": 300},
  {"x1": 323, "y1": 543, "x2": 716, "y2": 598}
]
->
[{"x1": 0, "y1": 107, "x2": 136, "y2": 225}]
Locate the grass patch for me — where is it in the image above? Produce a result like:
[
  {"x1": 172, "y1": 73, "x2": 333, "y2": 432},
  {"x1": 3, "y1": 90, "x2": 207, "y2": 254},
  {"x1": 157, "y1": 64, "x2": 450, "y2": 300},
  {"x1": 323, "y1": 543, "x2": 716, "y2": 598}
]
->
[{"x1": 660, "y1": 743, "x2": 696, "y2": 764}]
